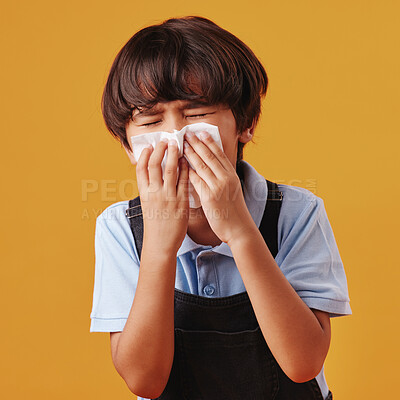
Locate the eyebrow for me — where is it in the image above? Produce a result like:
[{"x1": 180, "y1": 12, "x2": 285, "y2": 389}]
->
[{"x1": 132, "y1": 100, "x2": 211, "y2": 119}]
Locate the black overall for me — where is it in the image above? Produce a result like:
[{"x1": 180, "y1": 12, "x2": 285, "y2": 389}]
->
[{"x1": 125, "y1": 171, "x2": 333, "y2": 400}]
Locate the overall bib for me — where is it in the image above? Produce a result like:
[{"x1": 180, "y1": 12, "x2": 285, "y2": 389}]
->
[{"x1": 125, "y1": 172, "x2": 333, "y2": 400}]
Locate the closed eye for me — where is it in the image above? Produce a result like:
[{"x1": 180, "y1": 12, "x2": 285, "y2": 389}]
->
[
  {"x1": 142, "y1": 121, "x2": 161, "y2": 127},
  {"x1": 141, "y1": 113, "x2": 212, "y2": 127},
  {"x1": 188, "y1": 113, "x2": 208, "y2": 118}
]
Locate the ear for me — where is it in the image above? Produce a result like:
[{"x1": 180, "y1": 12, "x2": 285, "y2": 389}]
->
[
  {"x1": 124, "y1": 146, "x2": 137, "y2": 165},
  {"x1": 238, "y1": 121, "x2": 256, "y2": 144}
]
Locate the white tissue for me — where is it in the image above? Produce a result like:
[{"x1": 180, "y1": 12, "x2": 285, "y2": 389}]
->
[{"x1": 130, "y1": 122, "x2": 224, "y2": 209}]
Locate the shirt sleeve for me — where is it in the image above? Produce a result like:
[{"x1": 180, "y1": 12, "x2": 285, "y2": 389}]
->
[
  {"x1": 275, "y1": 194, "x2": 352, "y2": 318},
  {"x1": 89, "y1": 204, "x2": 140, "y2": 332}
]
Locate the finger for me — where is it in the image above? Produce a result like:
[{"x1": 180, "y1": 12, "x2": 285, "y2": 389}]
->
[
  {"x1": 177, "y1": 156, "x2": 189, "y2": 201},
  {"x1": 183, "y1": 140, "x2": 218, "y2": 190},
  {"x1": 199, "y1": 131, "x2": 234, "y2": 172},
  {"x1": 187, "y1": 161, "x2": 208, "y2": 200},
  {"x1": 164, "y1": 139, "x2": 179, "y2": 197},
  {"x1": 136, "y1": 145, "x2": 153, "y2": 191},
  {"x1": 148, "y1": 139, "x2": 169, "y2": 187},
  {"x1": 185, "y1": 131, "x2": 233, "y2": 177}
]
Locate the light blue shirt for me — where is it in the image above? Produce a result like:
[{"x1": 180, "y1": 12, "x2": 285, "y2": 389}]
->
[{"x1": 90, "y1": 160, "x2": 351, "y2": 400}]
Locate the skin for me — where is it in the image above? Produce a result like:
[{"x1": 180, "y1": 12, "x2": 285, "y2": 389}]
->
[
  {"x1": 124, "y1": 100, "x2": 252, "y2": 247},
  {"x1": 111, "y1": 99, "x2": 331, "y2": 397}
]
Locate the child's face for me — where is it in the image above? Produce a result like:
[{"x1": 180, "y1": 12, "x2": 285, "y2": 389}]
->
[{"x1": 124, "y1": 100, "x2": 253, "y2": 169}]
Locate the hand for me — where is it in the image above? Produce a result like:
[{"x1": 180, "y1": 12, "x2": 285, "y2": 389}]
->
[
  {"x1": 183, "y1": 130, "x2": 255, "y2": 245},
  {"x1": 136, "y1": 139, "x2": 189, "y2": 254}
]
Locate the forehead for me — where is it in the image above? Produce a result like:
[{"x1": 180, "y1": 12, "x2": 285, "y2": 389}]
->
[{"x1": 131, "y1": 99, "x2": 213, "y2": 118}]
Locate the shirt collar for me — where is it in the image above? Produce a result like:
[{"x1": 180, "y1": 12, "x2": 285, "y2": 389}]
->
[{"x1": 177, "y1": 160, "x2": 268, "y2": 258}]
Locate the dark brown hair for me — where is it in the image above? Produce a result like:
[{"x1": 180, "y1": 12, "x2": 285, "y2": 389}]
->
[{"x1": 101, "y1": 16, "x2": 268, "y2": 165}]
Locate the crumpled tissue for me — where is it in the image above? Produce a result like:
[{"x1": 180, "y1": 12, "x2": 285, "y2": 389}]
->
[{"x1": 130, "y1": 122, "x2": 224, "y2": 208}]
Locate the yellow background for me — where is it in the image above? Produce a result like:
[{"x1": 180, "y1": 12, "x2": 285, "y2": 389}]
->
[{"x1": 1, "y1": 1, "x2": 398, "y2": 398}]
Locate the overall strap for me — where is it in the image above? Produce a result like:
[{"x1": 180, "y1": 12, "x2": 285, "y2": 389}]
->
[
  {"x1": 260, "y1": 179, "x2": 284, "y2": 258},
  {"x1": 125, "y1": 196, "x2": 144, "y2": 260},
  {"x1": 125, "y1": 180, "x2": 283, "y2": 260}
]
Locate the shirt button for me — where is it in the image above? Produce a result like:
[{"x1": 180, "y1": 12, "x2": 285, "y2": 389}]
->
[{"x1": 203, "y1": 285, "x2": 215, "y2": 296}]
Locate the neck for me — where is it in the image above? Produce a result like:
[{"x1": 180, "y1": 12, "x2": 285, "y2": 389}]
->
[{"x1": 187, "y1": 207, "x2": 222, "y2": 247}]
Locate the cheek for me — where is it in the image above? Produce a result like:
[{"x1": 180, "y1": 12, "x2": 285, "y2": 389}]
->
[
  {"x1": 219, "y1": 137, "x2": 238, "y2": 166},
  {"x1": 218, "y1": 114, "x2": 239, "y2": 151},
  {"x1": 125, "y1": 123, "x2": 139, "y2": 147},
  {"x1": 218, "y1": 128, "x2": 239, "y2": 157}
]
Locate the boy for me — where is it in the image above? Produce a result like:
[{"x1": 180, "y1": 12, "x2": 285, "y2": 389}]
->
[{"x1": 90, "y1": 16, "x2": 351, "y2": 400}]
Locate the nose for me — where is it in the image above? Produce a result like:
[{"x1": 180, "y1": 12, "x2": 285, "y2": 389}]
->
[{"x1": 163, "y1": 114, "x2": 188, "y2": 133}]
